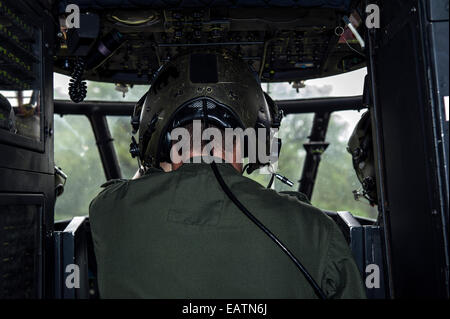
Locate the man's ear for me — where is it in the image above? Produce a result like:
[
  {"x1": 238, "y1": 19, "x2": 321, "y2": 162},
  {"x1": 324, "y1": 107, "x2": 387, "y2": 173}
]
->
[
  {"x1": 132, "y1": 170, "x2": 141, "y2": 180},
  {"x1": 160, "y1": 162, "x2": 172, "y2": 172}
]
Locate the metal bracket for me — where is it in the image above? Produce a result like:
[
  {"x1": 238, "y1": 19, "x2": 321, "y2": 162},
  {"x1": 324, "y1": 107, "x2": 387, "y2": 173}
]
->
[
  {"x1": 54, "y1": 217, "x2": 98, "y2": 299},
  {"x1": 335, "y1": 211, "x2": 387, "y2": 299}
]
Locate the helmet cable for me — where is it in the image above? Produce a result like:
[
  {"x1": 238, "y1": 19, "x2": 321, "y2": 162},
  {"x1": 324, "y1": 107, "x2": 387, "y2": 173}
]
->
[{"x1": 201, "y1": 100, "x2": 327, "y2": 300}]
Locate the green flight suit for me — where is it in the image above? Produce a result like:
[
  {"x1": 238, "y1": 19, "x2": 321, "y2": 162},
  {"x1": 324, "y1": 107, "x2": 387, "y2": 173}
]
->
[{"x1": 89, "y1": 162, "x2": 366, "y2": 299}]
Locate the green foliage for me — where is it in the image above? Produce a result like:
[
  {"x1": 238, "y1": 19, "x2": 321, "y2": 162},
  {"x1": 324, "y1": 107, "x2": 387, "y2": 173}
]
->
[
  {"x1": 312, "y1": 114, "x2": 377, "y2": 218},
  {"x1": 108, "y1": 116, "x2": 137, "y2": 179},
  {"x1": 54, "y1": 115, "x2": 104, "y2": 220},
  {"x1": 248, "y1": 113, "x2": 377, "y2": 219},
  {"x1": 54, "y1": 81, "x2": 147, "y2": 221}
]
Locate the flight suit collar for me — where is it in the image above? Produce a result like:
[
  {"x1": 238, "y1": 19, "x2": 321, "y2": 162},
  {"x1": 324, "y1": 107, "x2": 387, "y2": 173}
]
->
[{"x1": 177, "y1": 156, "x2": 240, "y2": 175}]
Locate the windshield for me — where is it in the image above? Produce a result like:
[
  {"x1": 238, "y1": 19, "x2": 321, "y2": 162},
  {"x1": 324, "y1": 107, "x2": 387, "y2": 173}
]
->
[{"x1": 54, "y1": 68, "x2": 376, "y2": 221}]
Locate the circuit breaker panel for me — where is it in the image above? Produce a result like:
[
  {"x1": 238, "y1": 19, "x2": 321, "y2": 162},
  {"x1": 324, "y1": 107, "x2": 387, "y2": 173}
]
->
[{"x1": 0, "y1": 0, "x2": 54, "y2": 298}]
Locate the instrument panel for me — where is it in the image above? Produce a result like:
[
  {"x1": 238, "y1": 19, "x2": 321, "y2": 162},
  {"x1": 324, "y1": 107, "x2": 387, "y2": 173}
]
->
[{"x1": 54, "y1": 4, "x2": 366, "y2": 85}]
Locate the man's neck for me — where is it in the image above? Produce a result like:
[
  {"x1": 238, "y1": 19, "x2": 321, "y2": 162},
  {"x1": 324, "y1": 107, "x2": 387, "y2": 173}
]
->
[{"x1": 172, "y1": 153, "x2": 242, "y2": 173}]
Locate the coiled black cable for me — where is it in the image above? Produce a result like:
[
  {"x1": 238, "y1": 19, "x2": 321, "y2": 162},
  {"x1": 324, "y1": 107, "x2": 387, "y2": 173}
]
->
[
  {"x1": 201, "y1": 100, "x2": 327, "y2": 299},
  {"x1": 68, "y1": 58, "x2": 87, "y2": 103}
]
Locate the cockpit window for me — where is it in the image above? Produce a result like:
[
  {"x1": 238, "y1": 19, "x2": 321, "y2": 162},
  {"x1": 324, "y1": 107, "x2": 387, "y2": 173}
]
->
[
  {"x1": 54, "y1": 69, "x2": 366, "y2": 103},
  {"x1": 108, "y1": 116, "x2": 137, "y2": 179},
  {"x1": 54, "y1": 69, "x2": 376, "y2": 221},
  {"x1": 0, "y1": 90, "x2": 41, "y2": 141},
  {"x1": 54, "y1": 73, "x2": 148, "y2": 102},
  {"x1": 54, "y1": 115, "x2": 104, "y2": 221},
  {"x1": 265, "y1": 68, "x2": 367, "y2": 100},
  {"x1": 247, "y1": 111, "x2": 377, "y2": 219},
  {"x1": 312, "y1": 111, "x2": 378, "y2": 219}
]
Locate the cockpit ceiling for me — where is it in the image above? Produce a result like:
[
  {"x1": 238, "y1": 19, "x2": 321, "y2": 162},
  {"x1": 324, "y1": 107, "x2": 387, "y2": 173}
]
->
[
  {"x1": 56, "y1": 0, "x2": 353, "y2": 10},
  {"x1": 53, "y1": 0, "x2": 366, "y2": 85}
]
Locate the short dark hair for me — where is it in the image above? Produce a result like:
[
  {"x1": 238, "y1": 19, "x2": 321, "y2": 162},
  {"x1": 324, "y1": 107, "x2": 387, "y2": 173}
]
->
[{"x1": 170, "y1": 121, "x2": 241, "y2": 157}]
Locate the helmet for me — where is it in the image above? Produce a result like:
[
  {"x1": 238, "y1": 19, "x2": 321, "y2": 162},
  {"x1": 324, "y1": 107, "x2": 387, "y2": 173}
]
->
[
  {"x1": 130, "y1": 49, "x2": 281, "y2": 169},
  {"x1": 347, "y1": 111, "x2": 378, "y2": 205},
  {"x1": 0, "y1": 93, "x2": 16, "y2": 133},
  {"x1": 54, "y1": 166, "x2": 67, "y2": 197}
]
